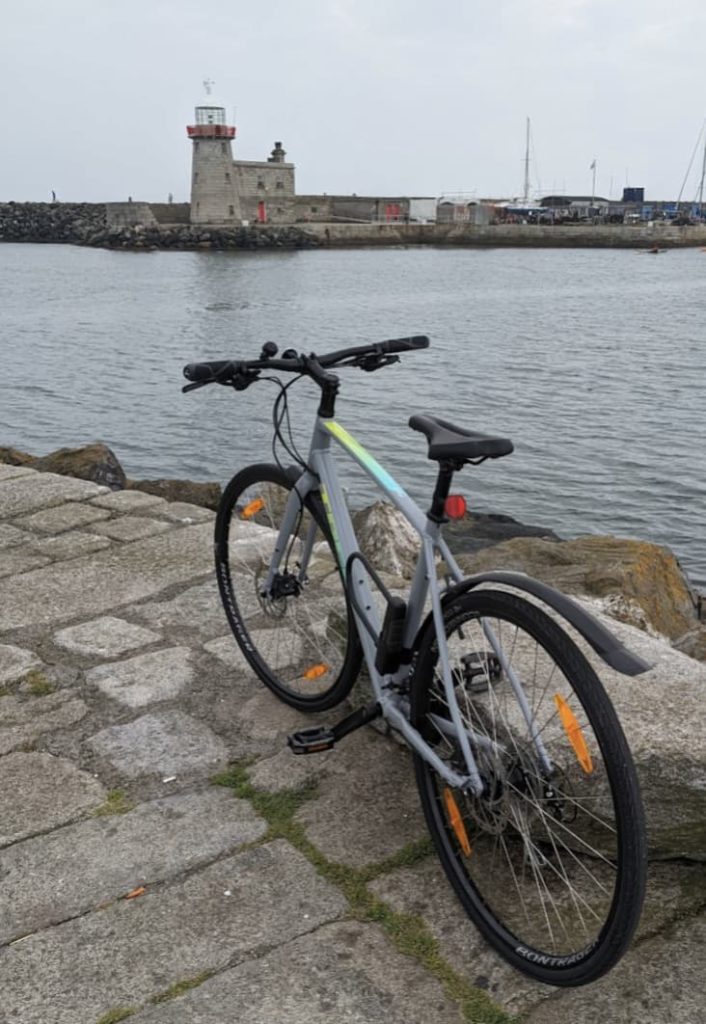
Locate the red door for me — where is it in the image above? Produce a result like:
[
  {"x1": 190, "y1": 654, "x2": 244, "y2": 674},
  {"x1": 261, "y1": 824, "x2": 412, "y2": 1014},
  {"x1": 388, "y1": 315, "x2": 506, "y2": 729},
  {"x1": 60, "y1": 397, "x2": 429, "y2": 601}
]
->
[{"x1": 257, "y1": 201, "x2": 267, "y2": 223}]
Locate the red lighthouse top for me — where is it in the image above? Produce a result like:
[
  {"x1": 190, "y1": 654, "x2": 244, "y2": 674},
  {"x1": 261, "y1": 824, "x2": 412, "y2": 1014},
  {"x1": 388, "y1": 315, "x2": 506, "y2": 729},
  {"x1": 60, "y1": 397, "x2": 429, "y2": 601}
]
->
[
  {"x1": 187, "y1": 123, "x2": 236, "y2": 139},
  {"x1": 186, "y1": 81, "x2": 236, "y2": 139}
]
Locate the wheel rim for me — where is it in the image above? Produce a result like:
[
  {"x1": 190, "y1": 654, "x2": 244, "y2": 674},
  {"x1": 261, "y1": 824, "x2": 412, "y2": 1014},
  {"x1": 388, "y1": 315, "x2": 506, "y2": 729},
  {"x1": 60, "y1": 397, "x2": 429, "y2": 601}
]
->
[
  {"x1": 420, "y1": 603, "x2": 627, "y2": 963},
  {"x1": 222, "y1": 477, "x2": 351, "y2": 700}
]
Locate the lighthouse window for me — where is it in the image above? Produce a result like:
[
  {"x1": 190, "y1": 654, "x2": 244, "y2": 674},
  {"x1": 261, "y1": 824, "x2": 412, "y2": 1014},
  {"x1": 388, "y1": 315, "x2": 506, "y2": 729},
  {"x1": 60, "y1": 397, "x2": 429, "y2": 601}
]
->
[
  {"x1": 221, "y1": 143, "x2": 227, "y2": 154},
  {"x1": 194, "y1": 172, "x2": 199, "y2": 183},
  {"x1": 229, "y1": 205, "x2": 235, "y2": 215},
  {"x1": 276, "y1": 180, "x2": 284, "y2": 190},
  {"x1": 225, "y1": 172, "x2": 231, "y2": 182},
  {"x1": 257, "y1": 177, "x2": 265, "y2": 189}
]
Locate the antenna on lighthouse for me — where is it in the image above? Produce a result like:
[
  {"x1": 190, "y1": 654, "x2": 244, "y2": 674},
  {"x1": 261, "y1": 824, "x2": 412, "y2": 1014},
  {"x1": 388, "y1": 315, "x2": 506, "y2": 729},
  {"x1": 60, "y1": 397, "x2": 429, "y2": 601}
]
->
[{"x1": 203, "y1": 78, "x2": 215, "y2": 97}]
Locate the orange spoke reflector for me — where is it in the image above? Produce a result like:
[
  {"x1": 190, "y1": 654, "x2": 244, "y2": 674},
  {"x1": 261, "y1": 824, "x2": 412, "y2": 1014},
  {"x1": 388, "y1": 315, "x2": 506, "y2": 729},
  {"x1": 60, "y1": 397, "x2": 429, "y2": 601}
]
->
[
  {"x1": 443, "y1": 787, "x2": 472, "y2": 857},
  {"x1": 241, "y1": 497, "x2": 265, "y2": 519},
  {"x1": 554, "y1": 694, "x2": 594, "y2": 774},
  {"x1": 444, "y1": 495, "x2": 467, "y2": 520},
  {"x1": 303, "y1": 663, "x2": 329, "y2": 680}
]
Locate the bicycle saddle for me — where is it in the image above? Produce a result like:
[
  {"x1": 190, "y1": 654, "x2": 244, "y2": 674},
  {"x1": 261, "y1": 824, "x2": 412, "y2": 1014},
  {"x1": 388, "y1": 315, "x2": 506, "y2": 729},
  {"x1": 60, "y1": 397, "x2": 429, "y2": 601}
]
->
[{"x1": 409, "y1": 414, "x2": 514, "y2": 462}]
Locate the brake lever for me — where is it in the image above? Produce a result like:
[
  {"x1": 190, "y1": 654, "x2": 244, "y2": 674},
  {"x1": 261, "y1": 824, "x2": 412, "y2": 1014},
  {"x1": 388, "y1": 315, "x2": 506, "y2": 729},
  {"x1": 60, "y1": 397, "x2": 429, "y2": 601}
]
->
[
  {"x1": 231, "y1": 369, "x2": 261, "y2": 391},
  {"x1": 182, "y1": 380, "x2": 212, "y2": 393},
  {"x1": 360, "y1": 354, "x2": 400, "y2": 372}
]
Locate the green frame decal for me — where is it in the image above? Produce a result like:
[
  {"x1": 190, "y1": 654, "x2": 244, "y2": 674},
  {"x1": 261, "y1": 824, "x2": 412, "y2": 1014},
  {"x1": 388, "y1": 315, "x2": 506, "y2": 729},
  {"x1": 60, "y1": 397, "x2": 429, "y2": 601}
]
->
[{"x1": 323, "y1": 421, "x2": 403, "y2": 495}]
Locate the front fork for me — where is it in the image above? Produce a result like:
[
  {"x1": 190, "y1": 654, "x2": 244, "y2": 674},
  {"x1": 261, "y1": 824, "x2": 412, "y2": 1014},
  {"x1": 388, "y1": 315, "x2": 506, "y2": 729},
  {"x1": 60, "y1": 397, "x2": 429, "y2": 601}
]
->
[{"x1": 261, "y1": 474, "x2": 319, "y2": 593}]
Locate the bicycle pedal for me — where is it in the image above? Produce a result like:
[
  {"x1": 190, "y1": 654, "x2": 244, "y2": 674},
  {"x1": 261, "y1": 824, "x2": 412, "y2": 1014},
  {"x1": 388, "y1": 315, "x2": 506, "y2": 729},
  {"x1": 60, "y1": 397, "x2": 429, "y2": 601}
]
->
[{"x1": 287, "y1": 726, "x2": 336, "y2": 755}]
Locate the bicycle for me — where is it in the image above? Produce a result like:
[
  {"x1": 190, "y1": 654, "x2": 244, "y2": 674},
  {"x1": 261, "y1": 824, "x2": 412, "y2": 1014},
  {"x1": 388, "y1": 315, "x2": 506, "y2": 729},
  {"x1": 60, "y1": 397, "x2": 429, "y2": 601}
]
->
[{"x1": 183, "y1": 335, "x2": 648, "y2": 987}]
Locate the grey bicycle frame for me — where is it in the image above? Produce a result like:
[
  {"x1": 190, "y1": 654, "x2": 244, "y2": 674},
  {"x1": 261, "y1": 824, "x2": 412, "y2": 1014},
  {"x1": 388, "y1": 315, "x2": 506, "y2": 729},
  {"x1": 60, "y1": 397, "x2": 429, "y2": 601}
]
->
[{"x1": 263, "y1": 414, "x2": 552, "y2": 795}]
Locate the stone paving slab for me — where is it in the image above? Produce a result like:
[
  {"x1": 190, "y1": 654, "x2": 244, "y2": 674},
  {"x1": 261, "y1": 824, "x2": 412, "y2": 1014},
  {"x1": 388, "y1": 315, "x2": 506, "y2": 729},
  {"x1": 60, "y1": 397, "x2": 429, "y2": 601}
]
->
[
  {"x1": 17, "y1": 501, "x2": 112, "y2": 534},
  {"x1": 228, "y1": 689, "x2": 315, "y2": 750},
  {"x1": 0, "y1": 546, "x2": 52, "y2": 578},
  {"x1": 91, "y1": 489, "x2": 167, "y2": 512},
  {"x1": 205, "y1": 630, "x2": 303, "y2": 673},
  {"x1": 86, "y1": 646, "x2": 193, "y2": 708},
  {"x1": 91, "y1": 514, "x2": 172, "y2": 542},
  {"x1": 0, "y1": 840, "x2": 348, "y2": 1024},
  {"x1": 88, "y1": 709, "x2": 229, "y2": 778},
  {"x1": 151, "y1": 500, "x2": 215, "y2": 524},
  {"x1": 27, "y1": 529, "x2": 112, "y2": 561},
  {"x1": 129, "y1": 581, "x2": 227, "y2": 638},
  {"x1": 0, "y1": 472, "x2": 107, "y2": 517},
  {"x1": 54, "y1": 615, "x2": 161, "y2": 657},
  {"x1": 250, "y1": 743, "x2": 340, "y2": 793},
  {"x1": 0, "y1": 522, "x2": 29, "y2": 548},
  {"x1": 129, "y1": 920, "x2": 462, "y2": 1024},
  {"x1": 0, "y1": 752, "x2": 105, "y2": 847},
  {"x1": 0, "y1": 690, "x2": 88, "y2": 756},
  {"x1": 0, "y1": 642, "x2": 41, "y2": 683},
  {"x1": 0, "y1": 521, "x2": 213, "y2": 630},
  {"x1": 294, "y1": 729, "x2": 427, "y2": 867},
  {"x1": 0, "y1": 789, "x2": 267, "y2": 945}
]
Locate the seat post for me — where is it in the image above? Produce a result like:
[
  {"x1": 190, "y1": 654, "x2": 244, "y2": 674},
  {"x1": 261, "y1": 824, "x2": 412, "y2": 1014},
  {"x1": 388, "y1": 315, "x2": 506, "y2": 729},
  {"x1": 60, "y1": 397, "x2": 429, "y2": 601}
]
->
[{"x1": 428, "y1": 459, "x2": 461, "y2": 523}]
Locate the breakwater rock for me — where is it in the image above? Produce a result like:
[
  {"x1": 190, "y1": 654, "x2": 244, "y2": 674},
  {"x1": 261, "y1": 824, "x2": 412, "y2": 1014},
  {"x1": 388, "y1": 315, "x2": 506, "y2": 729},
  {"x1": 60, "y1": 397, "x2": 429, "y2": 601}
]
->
[
  {"x1": 0, "y1": 202, "x2": 319, "y2": 250},
  {"x1": 0, "y1": 202, "x2": 106, "y2": 244},
  {"x1": 81, "y1": 223, "x2": 320, "y2": 251}
]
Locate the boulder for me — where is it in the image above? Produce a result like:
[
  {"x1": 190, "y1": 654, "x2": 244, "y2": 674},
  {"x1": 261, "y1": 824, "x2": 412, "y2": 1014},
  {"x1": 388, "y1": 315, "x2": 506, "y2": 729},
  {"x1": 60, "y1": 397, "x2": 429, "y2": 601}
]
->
[
  {"x1": 0, "y1": 447, "x2": 35, "y2": 467},
  {"x1": 33, "y1": 443, "x2": 126, "y2": 490},
  {"x1": 444, "y1": 510, "x2": 560, "y2": 555},
  {"x1": 575, "y1": 598, "x2": 706, "y2": 860},
  {"x1": 673, "y1": 625, "x2": 706, "y2": 661},
  {"x1": 126, "y1": 477, "x2": 221, "y2": 511},
  {"x1": 457, "y1": 535, "x2": 700, "y2": 641},
  {"x1": 352, "y1": 501, "x2": 420, "y2": 579}
]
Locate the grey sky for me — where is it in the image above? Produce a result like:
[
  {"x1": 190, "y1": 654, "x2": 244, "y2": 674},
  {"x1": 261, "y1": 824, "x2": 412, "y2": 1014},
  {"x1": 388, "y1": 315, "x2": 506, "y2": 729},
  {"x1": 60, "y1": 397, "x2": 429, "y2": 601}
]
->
[{"x1": 2, "y1": 0, "x2": 705, "y2": 204}]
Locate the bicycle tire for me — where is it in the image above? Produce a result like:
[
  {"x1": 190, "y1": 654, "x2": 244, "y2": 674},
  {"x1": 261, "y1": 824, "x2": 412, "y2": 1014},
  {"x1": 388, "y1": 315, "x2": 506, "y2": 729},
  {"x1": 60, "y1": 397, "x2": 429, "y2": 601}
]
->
[
  {"x1": 214, "y1": 463, "x2": 362, "y2": 711},
  {"x1": 410, "y1": 587, "x2": 646, "y2": 986}
]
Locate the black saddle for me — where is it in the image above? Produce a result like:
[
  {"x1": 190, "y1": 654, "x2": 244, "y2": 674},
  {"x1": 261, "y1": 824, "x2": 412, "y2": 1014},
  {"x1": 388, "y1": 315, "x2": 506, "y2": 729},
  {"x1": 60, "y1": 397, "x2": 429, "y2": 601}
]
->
[{"x1": 409, "y1": 414, "x2": 513, "y2": 463}]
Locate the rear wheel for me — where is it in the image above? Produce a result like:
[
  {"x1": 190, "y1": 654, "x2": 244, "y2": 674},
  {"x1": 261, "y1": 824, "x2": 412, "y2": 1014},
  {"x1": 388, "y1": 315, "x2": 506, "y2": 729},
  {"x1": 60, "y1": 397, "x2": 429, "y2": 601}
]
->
[
  {"x1": 411, "y1": 588, "x2": 646, "y2": 986},
  {"x1": 214, "y1": 464, "x2": 361, "y2": 711}
]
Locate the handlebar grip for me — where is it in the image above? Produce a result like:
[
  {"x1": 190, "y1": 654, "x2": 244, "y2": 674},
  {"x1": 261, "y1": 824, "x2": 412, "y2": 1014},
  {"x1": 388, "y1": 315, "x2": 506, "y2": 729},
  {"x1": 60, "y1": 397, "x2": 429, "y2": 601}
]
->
[
  {"x1": 380, "y1": 335, "x2": 430, "y2": 354},
  {"x1": 183, "y1": 360, "x2": 235, "y2": 382}
]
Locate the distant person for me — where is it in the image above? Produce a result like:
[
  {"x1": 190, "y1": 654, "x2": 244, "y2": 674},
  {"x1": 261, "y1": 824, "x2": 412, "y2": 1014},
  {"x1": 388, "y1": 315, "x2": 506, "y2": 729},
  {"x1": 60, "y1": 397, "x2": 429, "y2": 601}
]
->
[
  {"x1": 51, "y1": 190, "x2": 56, "y2": 202},
  {"x1": 168, "y1": 192, "x2": 173, "y2": 204},
  {"x1": 128, "y1": 196, "x2": 133, "y2": 203}
]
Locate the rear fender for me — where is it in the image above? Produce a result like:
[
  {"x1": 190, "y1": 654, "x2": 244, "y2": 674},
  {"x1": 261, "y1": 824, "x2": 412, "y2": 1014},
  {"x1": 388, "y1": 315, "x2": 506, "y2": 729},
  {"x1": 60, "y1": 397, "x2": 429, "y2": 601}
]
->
[{"x1": 418, "y1": 571, "x2": 652, "y2": 676}]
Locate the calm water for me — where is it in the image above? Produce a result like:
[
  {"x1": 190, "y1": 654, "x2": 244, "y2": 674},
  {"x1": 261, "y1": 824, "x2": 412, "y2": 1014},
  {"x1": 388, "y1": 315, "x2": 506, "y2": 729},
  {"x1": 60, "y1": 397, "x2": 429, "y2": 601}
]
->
[{"x1": 1, "y1": 243, "x2": 705, "y2": 587}]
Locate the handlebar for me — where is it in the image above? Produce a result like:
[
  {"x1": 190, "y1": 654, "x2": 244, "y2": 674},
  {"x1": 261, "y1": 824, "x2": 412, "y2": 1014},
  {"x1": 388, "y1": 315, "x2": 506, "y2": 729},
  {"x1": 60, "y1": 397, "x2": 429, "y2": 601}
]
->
[{"x1": 182, "y1": 335, "x2": 430, "y2": 389}]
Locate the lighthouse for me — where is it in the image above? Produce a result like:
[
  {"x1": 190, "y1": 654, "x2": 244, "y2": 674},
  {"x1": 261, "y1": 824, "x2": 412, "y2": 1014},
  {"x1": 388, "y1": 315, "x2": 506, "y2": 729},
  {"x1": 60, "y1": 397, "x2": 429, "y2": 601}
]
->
[{"x1": 186, "y1": 80, "x2": 241, "y2": 225}]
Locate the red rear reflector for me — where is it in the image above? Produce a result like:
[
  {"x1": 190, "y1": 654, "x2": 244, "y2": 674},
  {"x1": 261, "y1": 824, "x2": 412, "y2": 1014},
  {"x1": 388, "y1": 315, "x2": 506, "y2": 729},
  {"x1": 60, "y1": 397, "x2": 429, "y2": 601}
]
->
[{"x1": 444, "y1": 495, "x2": 467, "y2": 520}]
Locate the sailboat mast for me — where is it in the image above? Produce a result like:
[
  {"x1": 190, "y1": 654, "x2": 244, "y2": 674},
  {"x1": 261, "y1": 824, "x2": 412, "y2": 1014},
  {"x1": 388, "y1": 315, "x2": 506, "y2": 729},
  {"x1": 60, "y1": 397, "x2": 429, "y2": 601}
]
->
[
  {"x1": 699, "y1": 132, "x2": 706, "y2": 216},
  {"x1": 523, "y1": 117, "x2": 530, "y2": 203}
]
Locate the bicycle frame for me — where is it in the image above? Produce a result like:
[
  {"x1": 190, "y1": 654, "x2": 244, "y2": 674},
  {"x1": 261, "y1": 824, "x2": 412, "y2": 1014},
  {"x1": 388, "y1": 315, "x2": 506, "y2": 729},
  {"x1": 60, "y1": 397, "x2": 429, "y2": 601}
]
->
[{"x1": 262, "y1": 414, "x2": 554, "y2": 796}]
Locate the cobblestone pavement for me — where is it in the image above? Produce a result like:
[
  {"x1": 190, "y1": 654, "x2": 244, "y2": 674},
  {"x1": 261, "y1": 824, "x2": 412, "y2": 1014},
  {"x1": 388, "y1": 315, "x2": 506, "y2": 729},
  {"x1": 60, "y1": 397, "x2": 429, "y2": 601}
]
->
[{"x1": 0, "y1": 466, "x2": 703, "y2": 1024}]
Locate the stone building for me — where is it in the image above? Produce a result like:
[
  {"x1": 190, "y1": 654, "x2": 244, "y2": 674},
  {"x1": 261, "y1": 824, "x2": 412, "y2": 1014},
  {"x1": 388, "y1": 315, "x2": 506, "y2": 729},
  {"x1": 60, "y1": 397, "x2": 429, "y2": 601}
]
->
[{"x1": 187, "y1": 97, "x2": 295, "y2": 226}]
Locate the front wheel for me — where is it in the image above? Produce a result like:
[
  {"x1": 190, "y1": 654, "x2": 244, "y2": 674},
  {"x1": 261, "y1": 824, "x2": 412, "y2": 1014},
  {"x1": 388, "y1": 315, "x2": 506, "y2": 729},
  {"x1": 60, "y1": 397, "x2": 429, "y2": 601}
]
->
[
  {"x1": 410, "y1": 588, "x2": 646, "y2": 986},
  {"x1": 214, "y1": 463, "x2": 362, "y2": 711}
]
